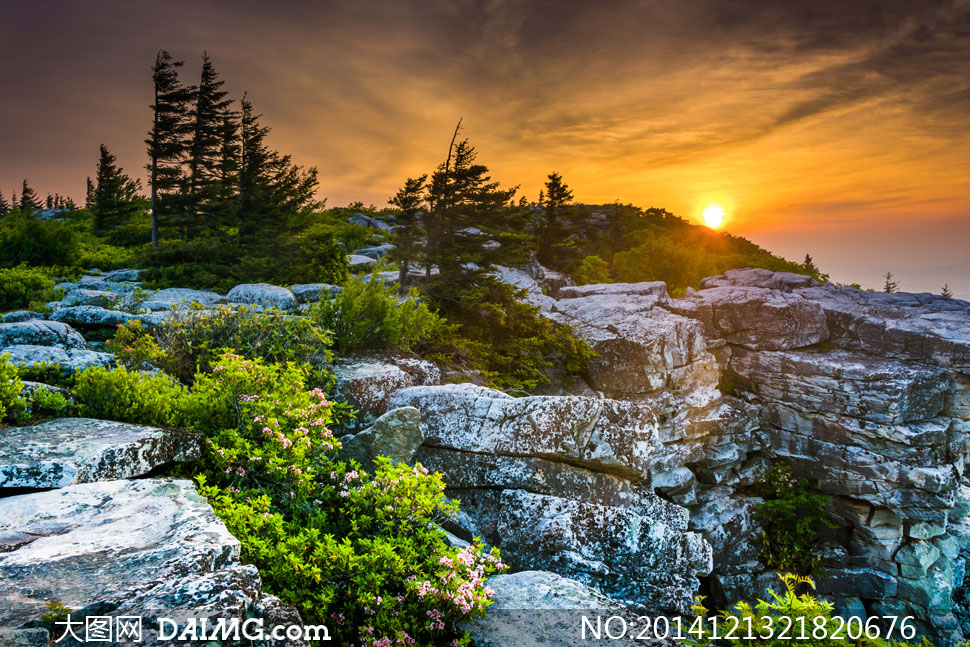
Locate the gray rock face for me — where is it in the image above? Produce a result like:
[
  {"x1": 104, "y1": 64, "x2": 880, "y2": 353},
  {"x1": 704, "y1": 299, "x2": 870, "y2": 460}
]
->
[
  {"x1": 61, "y1": 288, "x2": 121, "y2": 308},
  {"x1": 50, "y1": 305, "x2": 140, "y2": 329},
  {"x1": 289, "y1": 283, "x2": 342, "y2": 304},
  {"x1": 226, "y1": 283, "x2": 298, "y2": 311},
  {"x1": 353, "y1": 243, "x2": 394, "y2": 259},
  {"x1": 0, "y1": 479, "x2": 305, "y2": 645},
  {"x1": 0, "y1": 418, "x2": 201, "y2": 489},
  {"x1": 332, "y1": 358, "x2": 440, "y2": 426},
  {"x1": 496, "y1": 490, "x2": 711, "y2": 614},
  {"x1": 347, "y1": 254, "x2": 378, "y2": 269},
  {"x1": 339, "y1": 406, "x2": 423, "y2": 466},
  {"x1": 464, "y1": 571, "x2": 627, "y2": 647},
  {"x1": 1, "y1": 344, "x2": 114, "y2": 372},
  {"x1": 141, "y1": 288, "x2": 225, "y2": 311},
  {"x1": 348, "y1": 212, "x2": 394, "y2": 231},
  {"x1": 390, "y1": 384, "x2": 660, "y2": 479},
  {"x1": 0, "y1": 320, "x2": 86, "y2": 350},
  {"x1": 1, "y1": 311, "x2": 43, "y2": 323}
]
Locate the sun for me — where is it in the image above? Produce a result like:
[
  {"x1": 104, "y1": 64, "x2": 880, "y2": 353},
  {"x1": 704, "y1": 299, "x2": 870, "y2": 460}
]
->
[{"x1": 702, "y1": 203, "x2": 726, "y2": 228}]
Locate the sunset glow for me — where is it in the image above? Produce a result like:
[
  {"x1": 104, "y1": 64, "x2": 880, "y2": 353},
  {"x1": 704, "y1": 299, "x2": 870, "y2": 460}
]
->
[{"x1": 702, "y1": 204, "x2": 726, "y2": 229}]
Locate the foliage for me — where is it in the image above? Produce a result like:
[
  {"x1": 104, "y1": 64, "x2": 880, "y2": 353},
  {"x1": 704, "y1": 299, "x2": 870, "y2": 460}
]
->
[
  {"x1": 0, "y1": 264, "x2": 60, "y2": 312},
  {"x1": 73, "y1": 353, "x2": 502, "y2": 645},
  {"x1": 27, "y1": 386, "x2": 75, "y2": 418},
  {"x1": 41, "y1": 600, "x2": 72, "y2": 642},
  {"x1": 72, "y1": 365, "x2": 186, "y2": 426},
  {"x1": 686, "y1": 573, "x2": 926, "y2": 647},
  {"x1": 0, "y1": 353, "x2": 27, "y2": 423},
  {"x1": 309, "y1": 270, "x2": 446, "y2": 355},
  {"x1": 571, "y1": 255, "x2": 612, "y2": 285},
  {"x1": 15, "y1": 360, "x2": 75, "y2": 389},
  {"x1": 442, "y1": 279, "x2": 596, "y2": 392},
  {"x1": 0, "y1": 216, "x2": 78, "y2": 268},
  {"x1": 92, "y1": 144, "x2": 148, "y2": 234},
  {"x1": 754, "y1": 463, "x2": 833, "y2": 575},
  {"x1": 106, "y1": 320, "x2": 168, "y2": 370}
]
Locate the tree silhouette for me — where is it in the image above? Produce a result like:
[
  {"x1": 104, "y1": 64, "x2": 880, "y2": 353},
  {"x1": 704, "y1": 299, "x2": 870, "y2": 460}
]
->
[
  {"x1": 883, "y1": 271, "x2": 899, "y2": 293},
  {"x1": 941, "y1": 284, "x2": 953, "y2": 299}
]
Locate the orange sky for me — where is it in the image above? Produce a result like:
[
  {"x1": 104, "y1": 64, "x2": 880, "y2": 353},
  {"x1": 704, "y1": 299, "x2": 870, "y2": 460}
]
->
[{"x1": 2, "y1": 0, "x2": 968, "y2": 296}]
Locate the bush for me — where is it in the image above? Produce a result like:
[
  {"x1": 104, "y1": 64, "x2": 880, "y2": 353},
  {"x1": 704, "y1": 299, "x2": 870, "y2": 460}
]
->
[
  {"x1": 27, "y1": 386, "x2": 74, "y2": 418},
  {"x1": 688, "y1": 573, "x2": 927, "y2": 647},
  {"x1": 0, "y1": 353, "x2": 26, "y2": 422},
  {"x1": 132, "y1": 305, "x2": 333, "y2": 383},
  {"x1": 0, "y1": 264, "x2": 59, "y2": 312},
  {"x1": 310, "y1": 271, "x2": 446, "y2": 355},
  {"x1": 571, "y1": 255, "x2": 612, "y2": 285},
  {"x1": 0, "y1": 217, "x2": 78, "y2": 267},
  {"x1": 72, "y1": 365, "x2": 185, "y2": 426},
  {"x1": 754, "y1": 463, "x2": 833, "y2": 575}
]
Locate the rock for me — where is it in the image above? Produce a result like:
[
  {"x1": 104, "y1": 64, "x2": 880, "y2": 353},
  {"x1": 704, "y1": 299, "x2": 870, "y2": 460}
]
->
[
  {"x1": 1, "y1": 311, "x2": 43, "y2": 323},
  {"x1": 353, "y1": 243, "x2": 395, "y2": 259},
  {"x1": 496, "y1": 490, "x2": 711, "y2": 615},
  {"x1": 50, "y1": 305, "x2": 140, "y2": 329},
  {"x1": 226, "y1": 283, "x2": 298, "y2": 311},
  {"x1": 61, "y1": 288, "x2": 122, "y2": 308},
  {"x1": 558, "y1": 281, "x2": 668, "y2": 299},
  {"x1": 815, "y1": 567, "x2": 898, "y2": 600},
  {"x1": 142, "y1": 287, "x2": 225, "y2": 311},
  {"x1": 347, "y1": 254, "x2": 378, "y2": 269},
  {"x1": 464, "y1": 571, "x2": 627, "y2": 647},
  {"x1": 389, "y1": 383, "x2": 660, "y2": 479},
  {"x1": 332, "y1": 358, "x2": 440, "y2": 422},
  {"x1": 348, "y1": 212, "x2": 394, "y2": 231},
  {"x1": 102, "y1": 268, "x2": 141, "y2": 282},
  {"x1": 0, "y1": 628, "x2": 48, "y2": 645},
  {"x1": 339, "y1": 406, "x2": 423, "y2": 466},
  {"x1": 1, "y1": 345, "x2": 114, "y2": 372},
  {"x1": 0, "y1": 418, "x2": 201, "y2": 489},
  {"x1": 699, "y1": 268, "x2": 820, "y2": 291},
  {"x1": 0, "y1": 320, "x2": 86, "y2": 350},
  {"x1": 682, "y1": 286, "x2": 829, "y2": 350},
  {"x1": 289, "y1": 283, "x2": 342, "y2": 304},
  {"x1": 0, "y1": 479, "x2": 304, "y2": 645}
]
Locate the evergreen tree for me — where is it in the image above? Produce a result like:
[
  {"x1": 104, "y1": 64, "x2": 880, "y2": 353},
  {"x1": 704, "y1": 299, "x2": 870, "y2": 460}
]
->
[
  {"x1": 146, "y1": 50, "x2": 195, "y2": 247},
  {"x1": 45, "y1": 194, "x2": 53, "y2": 210},
  {"x1": 184, "y1": 52, "x2": 235, "y2": 238},
  {"x1": 941, "y1": 284, "x2": 953, "y2": 299},
  {"x1": 214, "y1": 112, "x2": 241, "y2": 229},
  {"x1": 92, "y1": 144, "x2": 146, "y2": 234},
  {"x1": 0, "y1": 190, "x2": 9, "y2": 217},
  {"x1": 237, "y1": 96, "x2": 319, "y2": 253},
  {"x1": 85, "y1": 177, "x2": 96, "y2": 210},
  {"x1": 388, "y1": 175, "x2": 427, "y2": 285},
  {"x1": 424, "y1": 137, "x2": 521, "y2": 308},
  {"x1": 883, "y1": 271, "x2": 899, "y2": 293},
  {"x1": 537, "y1": 171, "x2": 578, "y2": 269},
  {"x1": 19, "y1": 180, "x2": 39, "y2": 213}
]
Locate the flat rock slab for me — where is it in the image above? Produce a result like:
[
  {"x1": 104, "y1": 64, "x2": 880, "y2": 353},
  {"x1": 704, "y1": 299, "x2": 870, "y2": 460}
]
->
[
  {"x1": 1, "y1": 345, "x2": 114, "y2": 372},
  {"x1": 141, "y1": 288, "x2": 225, "y2": 311},
  {"x1": 0, "y1": 320, "x2": 86, "y2": 350},
  {"x1": 0, "y1": 418, "x2": 202, "y2": 489},
  {"x1": 226, "y1": 283, "x2": 298, "y2": 311},
  {"x1": 50, "y1": 305, "x2": 141, "y2": 329},
  {"x1": 0, "y1": 479, "x2": 299, "y2": 645}
]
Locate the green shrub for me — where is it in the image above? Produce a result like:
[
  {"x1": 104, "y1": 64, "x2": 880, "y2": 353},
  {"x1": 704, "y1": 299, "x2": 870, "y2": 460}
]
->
[
  {"x1": 687, "y1": 573, "x2": 927, "y2": 647},
  {"x1": 0, "y1": 264, "x2": 59, "y2": 312},
  {"x1": 144, "y1": 305, "x2": 333, "y2": 383},
  {"x1": 72, "y1": 365, "x2": 185, "y2": 425},
  {"x1": 571, "y1": 255, "x2": 612, "y2": 285},
  {"x1": 15, "y1": 360, "x2": 75, "y2": 389},
  {"x1": 0, "y1": 354, "x2": 27, "y2": 422},
  {"x1": 754, "y1": 463, "x2": 833, "y2": 575},
  {"x1": 105, "y1": 320, "x2": 168, "y2": 370},
  {"x1": 310, "y1": 271, "x2": 446, "y2": 355},
  {"x1": 0, "y1": 217, "x2": 78, "y2": 268},
  {"x1": 27, "y1": 386, "x2": 75, "y2": 418}
]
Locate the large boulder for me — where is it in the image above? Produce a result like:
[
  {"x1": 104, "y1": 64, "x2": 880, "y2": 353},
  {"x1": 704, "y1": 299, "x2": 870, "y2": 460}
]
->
[
  {"x1": 353, "y1": 243, "x2": 395, "y2": 259},
  {"x1": 348, "y1": 212, "x2": 394, "y2": 231},
  {"x1": 1, "y1": 345, "x2": 114, "y2": 372},
  {"x1": 1, "y1": 311, "x2": 43, "y2": 323},
  {"x1": 339, "y1": 406, "x2": 423, "y2": 466},
  {"x1": 0, "y1": 320, "x2": 86, "y2": 350},
  {"x1": 50, "y1": 305, "x2": 141, "y2": 329},
  {"x1": 289, "y1": 283, "x2": 342, "y2": 304},
  {"x1": 496, "y1": 490, "x2": 712, "y2": 614},
  {"x1": 0, "y1": 479, "x2": 306, "y2": 645},
  {"x1": 226, "y1": 283, "x2": 298, "y2": 311},
  {"x1": 332, "y1": 358, "x2": 440, "y2": 422},
  {"x1": 389, "y1": 383, "x2": 659, "y2": 479},
  {"x1": 347, "y1": 254, "x2": 378, "y2": 270},
  {"x1": 464, "y1": 571, "x2": 627, "y2": 647},
  {"x1": 61, "y1": 288, "x2": 122, "y2": 308},
  {"x1": 141, "y1": 288, "x2": 225, "y2": 311},
  {"x1": 0, "y1": 418, "x2": 201, "y2": 489}
]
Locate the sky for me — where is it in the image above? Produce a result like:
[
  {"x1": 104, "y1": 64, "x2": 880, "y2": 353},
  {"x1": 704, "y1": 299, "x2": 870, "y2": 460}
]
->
[{"x1": 1, "y1": 0, "x2": 968, "y2": 297}]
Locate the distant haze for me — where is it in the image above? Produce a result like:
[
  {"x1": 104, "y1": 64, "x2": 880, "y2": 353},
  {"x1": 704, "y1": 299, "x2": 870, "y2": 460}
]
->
[{"x1": 1, "y1": 0, "x2": 968, "y2": 296}]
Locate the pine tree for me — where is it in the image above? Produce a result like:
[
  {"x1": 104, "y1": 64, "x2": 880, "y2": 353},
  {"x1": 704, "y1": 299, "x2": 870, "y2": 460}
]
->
[
  {"x1": 184, "y1": 52, "x2": 235, "y2": 237},
  {"x1": 19, "y1": 180, "x2": 39, "y2": 213},
  {"x1": 941, "y1": 284, "x2": 953, "y2": 299},
  {"x1": 85, "y1": 177, "x2": 96, "y2": 210},
  {"x1": 883, "y1": 271, "x2": 899, "y2": 293},
  {"x1": 146, "y1": 50, "x2": 195, "y2": 247},
  {"x1": 45, "y1": 194, "x2": 53, "y2": 210},
  {"x1": 92, "y1": 144, "x2": 146, "y2": 234},
  {"x1": 237, "y1": 96, "x2": 318, "y2": 253},
  {"x1": 214, "y1": 112, "x2": 241, "y2": 229},
  {"x1": 537, "y1": 171, "x2": 578, "y2": 269},
  {"x1": 389, "y1": 175, "x2": 427, "y2": 285},
  {"x1": 0, "y1": 190, "x2": 9, "y2": 217}
]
